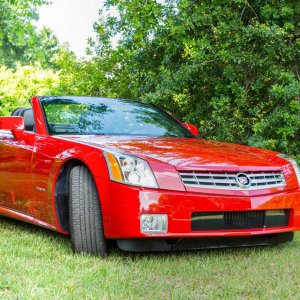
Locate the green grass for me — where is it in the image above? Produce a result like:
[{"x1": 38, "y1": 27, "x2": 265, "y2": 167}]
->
[{"x1": 0, "y1": 216, "x2": 300, "y2": 299}]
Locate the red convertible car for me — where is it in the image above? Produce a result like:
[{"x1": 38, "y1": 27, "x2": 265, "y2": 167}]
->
[{"x1": 0, "y1": 96, "x2": 300, "y2": 255}]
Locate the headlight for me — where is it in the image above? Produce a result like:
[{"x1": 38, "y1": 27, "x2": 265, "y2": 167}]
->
[
  {"x1": 104, "y1": 151, "x2": 158, "y2": 188},
  {"x1": 278, "y1": 154, "x2": 300, "y2": 186}
]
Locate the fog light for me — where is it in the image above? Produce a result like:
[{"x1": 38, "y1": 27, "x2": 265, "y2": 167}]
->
[{"x1": 140, "y1": 214, "x2": 168, "y2": 233}]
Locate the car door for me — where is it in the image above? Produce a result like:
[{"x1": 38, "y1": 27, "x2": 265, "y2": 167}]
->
[
  {"x1": 0, "y1": 129, "x2": 35, "y2": 215},
  {"x1": 0, "y1": 129, "x2": 18, "y2": 207}
]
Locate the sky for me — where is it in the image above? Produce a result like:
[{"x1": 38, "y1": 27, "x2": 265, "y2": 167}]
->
[{"x1": 37, "y1": 0, "x2": 104, "y2": 57}]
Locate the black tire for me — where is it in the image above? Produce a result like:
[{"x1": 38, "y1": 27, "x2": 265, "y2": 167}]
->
[{"x1": 69, "y1": 165, "x2": 108, "y2": 256}]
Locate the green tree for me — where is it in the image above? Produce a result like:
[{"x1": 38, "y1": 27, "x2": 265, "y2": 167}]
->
[
  {"x1": 88, "y1": 0, "x2": 300, "y2": 156},
  {"x1": 0, "y1": 0, "x2": 46, "y2": 67},
  {"x1": 0, "y1": 64, "x2": 59, "y2": 115},
  {"x1": 0, "y1": 0, "x2": 65, "y2": 68}
]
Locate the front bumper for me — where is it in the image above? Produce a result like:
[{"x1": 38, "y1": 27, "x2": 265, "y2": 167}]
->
[
  {"x1": 116, "y1": 232, "x2": 294, "y2": 251},
  {"x1": 96, "y1": 178, "x2": 300, "y2": 240}
]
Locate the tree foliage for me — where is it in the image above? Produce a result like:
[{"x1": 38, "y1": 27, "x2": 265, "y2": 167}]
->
[
  {"x1": 0, "y1": 0, "x2": 65, "y2": 68},
  {"x1": 0, "y1": 1, "x2": 76, "y2": 116},
  {"x1": 86, "y1": 0, "x2": 300, "y2": 156},
  {"x1": 0, "y1": 64, "x2": 59, "y2": 115},
  {"x1": 0, "y1": 0, "x2": 299, "y2": 158}
]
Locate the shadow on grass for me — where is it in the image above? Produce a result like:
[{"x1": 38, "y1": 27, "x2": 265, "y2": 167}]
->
[
  {"x1": 0, "y1": 215, "x2": 70, "y2": 248},
  {"x1": 0, "y1": 215, "x2": 295, "y2": 260},
  {"x1": 109, "y1": 238, "x2": 295, "y2": 262},
  {"x1": 114, "y1": 242, "x2": 291, "y2": 260}
]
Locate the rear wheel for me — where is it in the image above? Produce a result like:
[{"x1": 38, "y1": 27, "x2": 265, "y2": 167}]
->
[{"x1": 69, "y1": 165, "x2": 108, "y2": 255}]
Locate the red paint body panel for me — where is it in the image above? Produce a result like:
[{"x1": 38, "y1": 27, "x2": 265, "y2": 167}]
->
[
  {"x1": 31, "y1": 96, "x2": 48, "y2": 135},
  {"x1": 0, "y1": 116, "x2": 24, "y2": 130},
  {"x1": 182, "y1": 123, "x2": 199, "y2": 137},
  {"x1": 0, "y1": 96, "x2": 299, "y2": 245},
  {"x1": 95, "y1": 178, "x2": 300, "y2": 238},
  {"x1": 0, "y1": 116, "x2": 25, "y2": 139}
]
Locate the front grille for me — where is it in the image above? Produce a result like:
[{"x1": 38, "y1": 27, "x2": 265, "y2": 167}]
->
[
  {"x1": 191, "y1": 210, "x2": 290, "y2": 231},
  {"x1": 178, "y1": 170, "x2": 286, "y2": 190}
]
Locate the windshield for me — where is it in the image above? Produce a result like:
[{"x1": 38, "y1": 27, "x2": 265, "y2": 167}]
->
[{"x1": 40, "y1": 97, "x2": 194, "y2": 137}]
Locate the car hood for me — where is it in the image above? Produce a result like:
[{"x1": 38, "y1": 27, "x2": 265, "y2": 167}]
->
[{"x1": 59, "y1": 135, "x2": 281, "y2": 171}]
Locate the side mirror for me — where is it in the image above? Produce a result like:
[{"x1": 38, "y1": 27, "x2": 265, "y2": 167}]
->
[
  {"x1": 0, "y1": 116, "x2": 25, "y2": 139},
  {"x1": 182, "y1": 122, "x2": 199, "y2": 137}
]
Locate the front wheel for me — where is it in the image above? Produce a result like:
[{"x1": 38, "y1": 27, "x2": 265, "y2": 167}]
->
[{"x1": 69, "y1": 165, "x2": 108, "y2": 256}]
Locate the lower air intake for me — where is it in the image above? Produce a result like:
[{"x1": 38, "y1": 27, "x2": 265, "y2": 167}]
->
[{"x1": 191, "y1": 210, "x2": 289, "y2": 231}]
